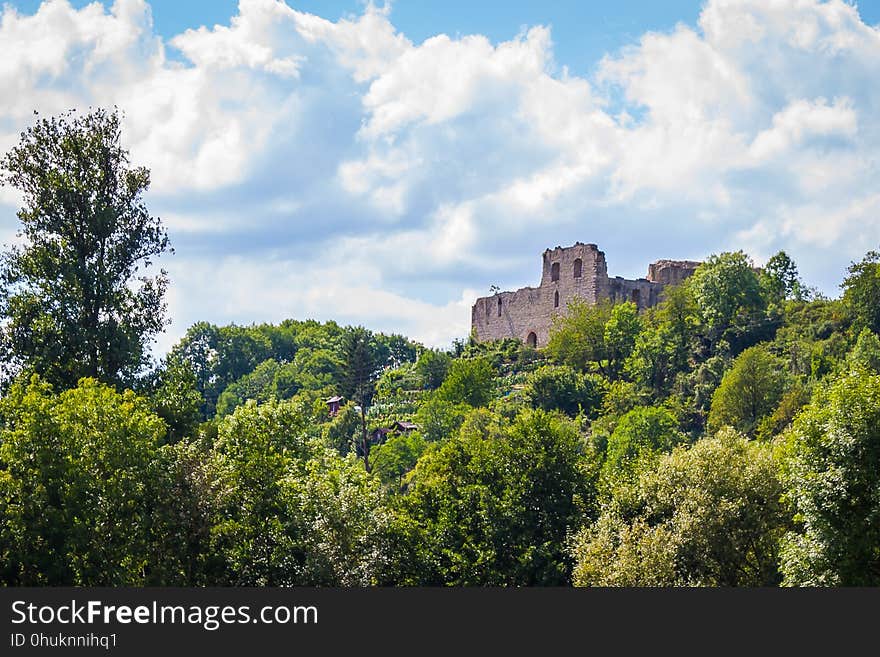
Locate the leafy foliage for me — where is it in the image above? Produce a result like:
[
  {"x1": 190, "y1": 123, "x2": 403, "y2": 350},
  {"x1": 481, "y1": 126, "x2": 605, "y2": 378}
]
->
[
  {"x1": 779, "y1": 371, "x2": 880, "y2": 585},
  {"x1": 0, "y1": 376, "x2": 164, "y2": 584},
  {"x1": 573, "y1": 429, "x2": 788, "y2": 586},
  {"x1": 0, "y1": 108, "x2": 170, "y2": 390},
  {"x1": 388, "y1": 409, "x2": 594, "y2": 585},
  {"x1": 522, "y1": 364, "x2": 605, "y2": 418},
  {"x1": 707, "y1": 344, "x2": 788, "y2": 437},
  {"x1": 842, "y1": 249, "x2": 880, "y2": 334}
]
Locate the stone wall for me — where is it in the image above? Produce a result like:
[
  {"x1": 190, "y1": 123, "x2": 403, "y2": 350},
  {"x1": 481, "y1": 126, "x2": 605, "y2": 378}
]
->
[{"x1": 471, "y1": 243, "x2": 700, "y2": 348}]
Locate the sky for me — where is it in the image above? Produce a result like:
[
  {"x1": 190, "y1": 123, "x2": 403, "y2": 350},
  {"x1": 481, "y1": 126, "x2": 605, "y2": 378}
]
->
[{"x1": 1, "y1": 0, "x2": 879, "y2": 353}]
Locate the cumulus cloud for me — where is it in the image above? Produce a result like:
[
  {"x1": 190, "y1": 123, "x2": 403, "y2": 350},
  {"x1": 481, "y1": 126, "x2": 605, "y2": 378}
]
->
[{"x1": 1, "y1": 0, "x2": 879, "y2": 351}]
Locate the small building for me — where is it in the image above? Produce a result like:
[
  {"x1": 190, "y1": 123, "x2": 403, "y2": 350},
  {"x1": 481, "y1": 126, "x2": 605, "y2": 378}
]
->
[
  {"x1": 326, "y1": 395, "x2": 343, "y2": 417},
  {"x1": 392, "y1": 421, "x2": 419, "y2": 432},
  {"x1": 369, "y1": 427, "x2": 392, "y2": 444}
]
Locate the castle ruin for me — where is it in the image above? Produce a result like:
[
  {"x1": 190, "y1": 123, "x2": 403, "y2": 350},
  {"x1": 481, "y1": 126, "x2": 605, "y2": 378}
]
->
[{"x1": 471, "y1": 243, "x2": 700, "y2": 348}]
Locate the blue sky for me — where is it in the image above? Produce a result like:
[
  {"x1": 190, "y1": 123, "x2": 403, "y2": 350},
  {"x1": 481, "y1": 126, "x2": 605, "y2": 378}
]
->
[
  {"x1": 1, "y1": 0, "x2": 880, "y2": 352},
  {"x1": 9, "y1": 0, "x2": 720, "y2": 72}
]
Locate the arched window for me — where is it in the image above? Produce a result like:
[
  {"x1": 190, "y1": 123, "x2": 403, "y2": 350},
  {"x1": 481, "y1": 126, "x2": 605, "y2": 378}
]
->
[
  {"x1": 573, "y1": 258, "x2": 582, "y2": 278},
  {"x1": 498, "y1": 297, "x2": 503, "y2": 317},
  {"x1": 554, "y1": 290, "x2": 559, "y2": 308},
  {"x1": 526, "y1": 332, "x2": 537, "y2": 348},
  {"x1": 551, "y1": 262, "x2": 560, "y2": 282}
]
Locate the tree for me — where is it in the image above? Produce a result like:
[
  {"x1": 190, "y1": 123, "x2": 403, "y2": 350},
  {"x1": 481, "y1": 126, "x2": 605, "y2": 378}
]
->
[
  {"x1": 626, "y1": 285, "x2": 700, "y2": 396},
  {"x1": 370, "y1": 432, "x2": 428, "y2": 489},
  {"x1": 339, "y1": 326, "x2": 382, "y2": 470},
  {"x1": 413, "y1": 396, "x2": 470, "y2": 442},
  {"x1": 842, "y1": 248, "x2": 880, "y2": 334},
  {"x1": 215, "y1": 358, "x2": 282, "y2": 418},
  {"x1": 762, "y1": 251, "x2": 805, "y2": 302},
  {"x1": 546, "y1": 298, "x2": 609, "y2": 372},
  {"x1": 707, "y1": 344, "x2": 787, "y2": 437},
  {"x1": 602, "y1": 406, "x2": 683, "y2": 482},
  {"x1": 434, "y1": 357, "x2": 494, "y2": 407},
  {"x1": 603, "y1": 301, "x2": 642, "y2": 377},
  {"x1": 846, "y1": 328, "x2": 880, "y2": 374},
  {"x1": 573, "y1": 429, "x2": 788, "y2": 586},
  {"x1": 415, "y1": 348, "x2": 452, "y2": 389},
  {"x1": 389, "y1": 409, "x2": 595, "y2": 585},
  {"x1": 0, "y1": 376, "x2": 164, "y2": 585},
  {"x1": 779, "y1": 370, "x2": 880, "y2": 585},
  {"x1": 687, "y1": 251, "x2": 764, "y2": 334},
  {"x1": 0, "y1": 108, "x2": 171, "y2": 390},
  {"x1": 149, "y1": 354, "x2": 204, "y2": 443},
  {"x1": 522, "y1": 364, "x2": 604, "y2": 418},
  {"x1": 210, "y1": 397, "x2": 390, "y2": 585},
  {"x1": 209, "y1": 397, "x2": 312, "y2": 585}
]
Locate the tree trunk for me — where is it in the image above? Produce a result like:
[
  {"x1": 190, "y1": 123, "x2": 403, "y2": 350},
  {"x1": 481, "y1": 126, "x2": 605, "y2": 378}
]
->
[{"x1": 360, "y1": 404, "x2": 370, "y2": 472}]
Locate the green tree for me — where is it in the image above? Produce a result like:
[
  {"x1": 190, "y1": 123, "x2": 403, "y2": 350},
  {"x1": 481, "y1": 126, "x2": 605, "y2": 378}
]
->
[
  {"x1": 145, "y1": 439, "x2": 222, "y2": 584},
  {"x1": 434, "y1": 357, "x2": 494, "y2": 407},
  {"x1": 573, "y1": 429, "x2": 788, "y2": 586},
  {"x1": 547, "y1": 300, "x2": 639, "y2": 378},
  {"x1": 846, "y1": 328, "x2": 880, "y2": 374},
  {"x1": 707, "y1": 344, "x2": 787, "y2": 436},
  {"x1": 415, "y1": 348, "x2": 453, "y2": 389},
  {"x1": 413, "y1": 397, "x2": 471, "y2": 442},
  {"x1": 842, "y1": 248, "x2": 880, "y2": 334},
  {"x1": 687, "y1": 251, "x2": 764, "y2": 334},
  {"x1": 602, "y1": 406, "x2": 683, "y2": 482},
  {"x1": 603, "y1": 301, "x2": 642, "y2": 377},
  {"x1": 779, "y1": 370, "x2": 880, "y2": 585},
  {"x1": 149, "y1": 354, "x2": 204, "y2": 443},
  {"x1": 321, "y1": 401, "x2": 362, "y2": 454},
  {"x1": 215, "y1": 358, "x2": 282, "y2": 417},
  {"x1": 0, "y1": 376, "x2": 164, "y2": 585},
  {"x1": 210, "y1": 397, "x2": 389, "y2": 585},
  {"x1": 762, "y1": 251, "x2": 805, "y2": 302},
  {"x1": 370, "y1": 432, "x2": 428, "y2": 489},
  {"x1": 389, "y1": 409, "x2": 594, "y2": 585},
  {"x1": 0, "y1": 109, "x2": 171, "y2": 390},
  {"x1": 546, "y1": 298, "x2": 610, "y2": 373},
  {"x1": 522, "y1": 364, "x2": 604, "y2": 418},
  {"x1": 281, "y1": 450, "x2": 391, "y2": 586},
  {"x1": 627, "y1": 284, "x2": 701, "y2": 396},
  {"x1": 339, "y1": 326, "x2": 382, "y2": 470},
  {"x1": 209, "y1": 397, "x2": 312, "y2": 585}
]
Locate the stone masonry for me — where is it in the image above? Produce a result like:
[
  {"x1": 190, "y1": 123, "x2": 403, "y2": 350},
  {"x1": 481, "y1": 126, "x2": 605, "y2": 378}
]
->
[{"x1": 471, "y1": 242, "x2": 700, "y2": 348}]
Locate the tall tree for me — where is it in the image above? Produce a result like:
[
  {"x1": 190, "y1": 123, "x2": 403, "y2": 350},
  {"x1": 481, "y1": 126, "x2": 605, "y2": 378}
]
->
[
  {"x1": 573, "y1": 429, "x2": 788, "y2": 587},
  {"x1": 780, "y1": 370, "x2": 880, "y2": 585},
  {"x1": 761, "y1": 250, "x2": 805, "y2": 302},
  {"x1": 707, "y1": 344, "x2": 788, "y2": 437},
  {"x1": 339, "y1": 326, "x2": 381, "y2": 470},
  {"x1": 687, "y1": 251, "x2": 764, "y2": 335},
  {"x1": 842, "y1": 248, "x2": 880, "y2": 335},
  {"x1": 0, "y1": 108, "x2": 170, "y2": 389}
]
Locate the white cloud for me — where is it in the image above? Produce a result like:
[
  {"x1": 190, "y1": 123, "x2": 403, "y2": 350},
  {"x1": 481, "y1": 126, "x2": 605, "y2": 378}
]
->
[
  {"x1": 1, "y1": 0, "x2": 880, "y2": 353},
  {"x1": 749, "y1": 97, "x2": 857, "y2": 161}
]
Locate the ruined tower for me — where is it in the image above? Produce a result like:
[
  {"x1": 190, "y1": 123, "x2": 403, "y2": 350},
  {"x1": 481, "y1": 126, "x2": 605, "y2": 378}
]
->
[{"x1": 470, "y1": 243, "x2": 700, "y2": 348}]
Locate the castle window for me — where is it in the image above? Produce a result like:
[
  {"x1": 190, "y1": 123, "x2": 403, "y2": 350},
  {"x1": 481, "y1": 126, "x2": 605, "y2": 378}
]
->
[
  {"x1": 498, "y1": 297, "x2": 502, "y2": 317},
  {"x1": 554, "y1": 290, "x2": 559, "y2": 308},
  {"x1": 573, "y1": 258, "x2": 582, "y2": 278},
  {"x1": 631, "y1": 289, "x2": 641, "y2": 306},
  {"x1": 526, "y1": 332, "x2": 537, "y2": 348},
  {"x1": 551, "y1": 262, "x2": 560, "y2": 282}
]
